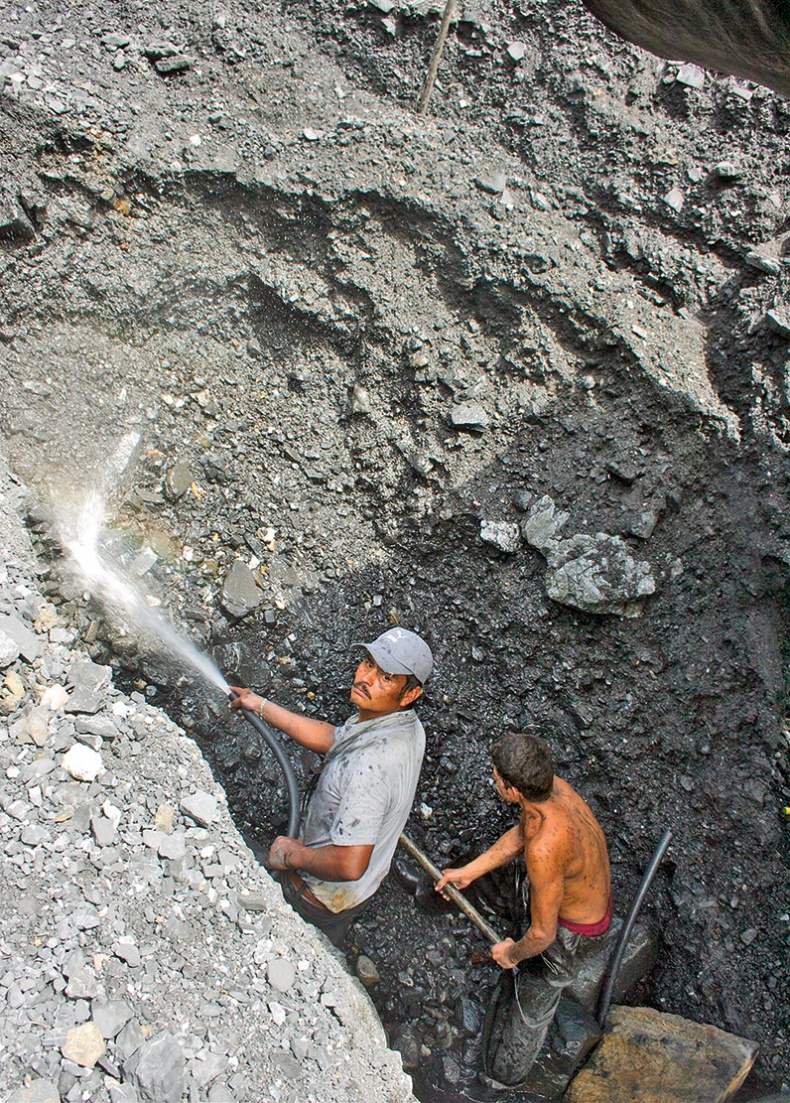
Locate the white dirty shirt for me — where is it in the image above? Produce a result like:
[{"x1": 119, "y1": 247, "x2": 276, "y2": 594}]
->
[{"x1": 300, "y1": 708, "x2": 426, "y2": 913}]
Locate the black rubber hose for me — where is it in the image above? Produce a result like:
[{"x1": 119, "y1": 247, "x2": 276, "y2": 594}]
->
[
  {"x1": 229, "y1": 694, "x2": 301, "y2": 840},
  {"x1": 596, "y1": 827, "x2": 673, "y2": 1027}
]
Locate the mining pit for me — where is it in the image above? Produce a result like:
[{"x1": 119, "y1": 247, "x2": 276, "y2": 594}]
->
[{"x1": 1, "y1": 0, "x2": 789, "y2": 1098}]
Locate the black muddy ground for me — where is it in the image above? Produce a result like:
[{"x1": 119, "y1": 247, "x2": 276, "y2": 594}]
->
[{"x1": 1, "y1": 0, "x2": 789, "y2": 1097}]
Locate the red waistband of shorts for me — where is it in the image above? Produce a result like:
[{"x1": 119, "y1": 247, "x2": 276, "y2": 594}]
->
[{"x1": 557, "y1": 893, "x2": 612, "y2": 937}]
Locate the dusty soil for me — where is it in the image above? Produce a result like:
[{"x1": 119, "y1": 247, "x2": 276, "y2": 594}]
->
[{"x1": 1, "y1": 0, "x2": 789, "y2": 1097}]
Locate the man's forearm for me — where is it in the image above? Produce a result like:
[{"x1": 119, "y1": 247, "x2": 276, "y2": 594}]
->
[
  {"x1": 463, "y1": 823, "x2": 526, "y2": 881},
  {"x1": 259, "y1": 699, "x2": 335, "y2": 754},
  {"x1": 508, "y1": 925, "x2": 556, "y2": 965},
  {"x1": 279, "y1": 841, "x2": 371, "y2": 882}
]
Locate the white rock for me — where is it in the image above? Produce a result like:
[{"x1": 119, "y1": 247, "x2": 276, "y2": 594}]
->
[{"x1": 62, "y1": 744, "x2": 104, "y2": 782}]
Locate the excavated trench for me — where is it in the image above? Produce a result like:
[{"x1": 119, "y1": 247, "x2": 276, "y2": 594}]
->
[{"x1": 2, "y1": 16, "x2": 790, "y2": 1094}]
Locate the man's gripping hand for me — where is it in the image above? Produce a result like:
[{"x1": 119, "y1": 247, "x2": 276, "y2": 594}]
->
[
  {"x1": 435, "y1": 866, "x2": 475, "y2": 899},
  {"x1": 491, "y1": 938, "x2": 519, "y2": 970},
  {"x1": 268, "y1": 836, "x2": 302, "y2": 871}
]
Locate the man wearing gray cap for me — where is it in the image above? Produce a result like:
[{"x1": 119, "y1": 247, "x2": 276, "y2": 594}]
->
[{"x1": 230, "y1": 627, "x2": 432, "y2": 946}]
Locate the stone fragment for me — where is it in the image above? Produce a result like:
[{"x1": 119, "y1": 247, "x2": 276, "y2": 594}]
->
[
  {"x1": 40, "y1": 683, "x2": 69, "y2": 710},
  {"x1": 766, "y1": 309, "x2": 790, "y2": 339},
  {"x1": 62, "y1": 744, "x2": 104, "y2": 782},
  {"x1": 475, "y1": 171, "x2": 507, "y2": 195},
  {"x1": 268, "y1": 957, "x2": 296, "y2": 993},
  {"x1": 65, "y1": 659, "x2": 111, "y2": 714},
  {"x1": 164, "y1": 462, "x2": 194, "y2": 502},
  {"x1": 675, "y1": 63, "x2": 705, "y2": 89},
  {"x1": 220, "y1": 560, "x2": 263, "y2": 619},
  {"x1": 158, "y1": 832, "x2": 186, "y2": 860},
  {"x1": 0, "y1": 627, "x2": 20, "y2": 667},
  {"x1": 154, "y1": 56, "x2": 192, "y2": 75},
  {"x1": 154, "y1": 803, "x2": 175, "y2": 832},
  {"x1": 356, "y1": 955, "x2": 380, "y2": 986},
  {"x1": 521, "y1": 495, "x2": 569, "y2": 551},
  {"x1": 61, "y1": 741, "x2": 104, "y2": 785},
  {"x1": 113, "y1": 940, "x2": 142, "y2": 968},
  {"x1": 450, "y1": 402, "x2": 489, "y2": 430},
  {"x1": 507, "y1": 41, "x2": 526, "y2": 61},
  {"x1": 480, "y1": 521, "x2": 520, "y2": 554},
  {"x1": 712, "y1": 160, "x2": 743, "y2": 182},
  {"x1": 180, "y1": 790, "x2": 218, "y2": 827},
  {"x1": 544, "y1": 533, "x2": 655, "y2": 617},
  {"x1": 744, "y1": 248, "x2": 781, "y2": 275},
  {"x1": 663, "y1": 188, "x2": 684, "y2": 213},
  {"x1": 92, "y1": 999, "x2": 134, "y2": 1038},
  {"x1": 0, "y1": 613, "x2": 41, "y2": 661},
  {"x1": 2, "y1": 669, "x2": 25, "y2": 712},
  {"x1": 393, "y1": 1024, "x2": 421, "y2": 1069},
  {"x1": 9, "y1": 1079, "x2": 60, "y2": 1102},
  {"x1": 123, "y1": 1033, "x2": 185, "y2": 1103},
  {"x1": 61, "y1": 1021, "x2": 106, "y2": 1067},
  {"x1": 565, "y1": 1006, "x2": 757, "y2": 1103}
]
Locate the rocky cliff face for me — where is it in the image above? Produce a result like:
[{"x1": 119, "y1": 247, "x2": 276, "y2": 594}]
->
[{"x1": 1, "y1": 0, "x2": 788, "y2": 1097}]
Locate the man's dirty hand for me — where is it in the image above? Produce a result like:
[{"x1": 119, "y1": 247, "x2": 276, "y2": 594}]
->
[
  {"x1": 435, "y1": 867, "x2": 473, "y2": 899},
  {"x1": 269, "y1": 835, "x2": 300, "y2": 871},
  {"x1": 491, "y1": 938, "x2": 519, "y2": 970}
]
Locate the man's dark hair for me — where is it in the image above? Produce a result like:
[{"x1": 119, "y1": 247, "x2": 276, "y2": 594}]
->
[
  {"x1": 402, "y1": 673, "x2": 422, "y2": 693},
  {"x1": 491, "y1": 733, "x2": 554, "y2": 802}
]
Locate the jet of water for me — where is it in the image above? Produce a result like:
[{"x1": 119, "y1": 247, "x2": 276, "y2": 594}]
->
[{"x1": 59, "y1": 489, "x2": 230, "y2": 697}]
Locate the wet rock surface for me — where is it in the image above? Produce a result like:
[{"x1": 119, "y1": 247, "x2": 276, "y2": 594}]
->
[{"x1": 1, "y1": 0, "x2": 789, "y2": 1099}]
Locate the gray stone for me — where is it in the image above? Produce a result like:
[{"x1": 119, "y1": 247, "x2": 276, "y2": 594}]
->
[
  {"x1": 766, "y1": 309, "x2": 790, "y2": 339},
  {"x1": 0, "y1": 613, "x2": 41, "y2": 661},
  {"x1": 675, "y1": 63, "x2": 705, "y2": 88},
  {"x1": 180, "y1": 791, "x2": 218, "y2": 827},
  {"x1": 62, "y1": 744, "x2": 103, "y2": 782},
  {"x1": 164, "y1": 462, "x2": 194, "y2": 502},
  {"x1": 65, "y1": 659, "x2": 111, "y2": 714},
  {"x1": 91, "y1": 999, "x2": 134, "y2": 1039},
  {"x1": 544, "y1": 533, "x2": 656, "y2": 617},
  {"x1": 480, "y1": 521, "x2": 520, "y2": 554},
  {"x1": 663, "y1": 187, "x2": 684, "y2": 213},
  {"x1": 268, "y1": 957, "x2": 296, "y2": 993},
  {"x1": 0, "y1": 628, "x2": 20, "y2": 667},
  {"x1": 220, "y1": 560, "x2": 263, "y2": 619},
  {"x1": 158, "y1": 832, "x2": 186, "y2": 860},
  {"x1": 115, "y1": 1019, "x2": 146, "y2": 1061},
  {"x1": 155, "y1": 56, "x2": 191, "y2": 75},
  {"x1": 123, "y1": 1033, "x2": 185, "y2": 1103},
  {"x1": 271, "y1": 1051, "x2": 301, "y2": 1078},
  {"x1": 8, "y1": 1078, "x2": 61, "y2": 1102},
  {"x1": 450, "y1": 402, "x2": 489, "y2": 430},
  {"x1": 521, "y1": 495, "x2": 569, "y2": 551},
  {"x1": 476, "y1": 171, "x2": 507, "y2": 195}
]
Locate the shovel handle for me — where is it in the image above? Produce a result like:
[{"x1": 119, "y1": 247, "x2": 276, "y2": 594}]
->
[{"x1": 399, "y1": 832, "x2": 503, "y2": 945}]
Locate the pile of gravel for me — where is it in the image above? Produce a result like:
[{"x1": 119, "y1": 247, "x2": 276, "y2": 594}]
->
[{"x1": 0, "y1": 450, "x2": 415, "y2": 1103}]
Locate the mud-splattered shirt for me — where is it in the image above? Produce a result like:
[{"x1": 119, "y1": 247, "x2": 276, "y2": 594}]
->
[{"x1": 301, "y1": 708, "x2": 425, "y2": 913}]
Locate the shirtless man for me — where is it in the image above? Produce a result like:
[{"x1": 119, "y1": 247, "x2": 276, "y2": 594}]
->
[{"x1": 436, "y1": 732, "x2": 611, "y2": 1085}]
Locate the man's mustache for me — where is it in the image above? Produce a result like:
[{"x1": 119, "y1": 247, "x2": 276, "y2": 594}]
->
[{"x1": 353, "y1": 682, "x2": 371, "y2": 698}]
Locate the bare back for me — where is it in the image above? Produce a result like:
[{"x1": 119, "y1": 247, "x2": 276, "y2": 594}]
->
[{"x1": 523, "y1": 777, "x2": 610, "y2": 926}]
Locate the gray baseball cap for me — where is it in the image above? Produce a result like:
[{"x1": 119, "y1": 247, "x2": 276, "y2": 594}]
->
[{"x1": 356, "y1": 628, "x2": 434, "y2": 684}]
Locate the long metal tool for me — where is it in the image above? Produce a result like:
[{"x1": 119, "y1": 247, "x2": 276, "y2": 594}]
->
[{"x1": 399, "y1": 832, "x2": 503, "y2": 945}]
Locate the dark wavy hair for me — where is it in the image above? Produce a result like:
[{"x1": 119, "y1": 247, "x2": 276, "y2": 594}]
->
[{"x1": 491, "y1": 733, "x2": 554, "y2": 802}]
